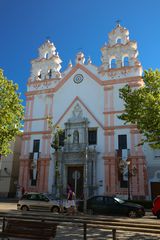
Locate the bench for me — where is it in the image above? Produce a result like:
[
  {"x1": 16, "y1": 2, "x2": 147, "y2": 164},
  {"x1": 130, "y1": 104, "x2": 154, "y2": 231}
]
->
[{"x1": 0, "y1": 218, "x2": 58, "y2": 240}]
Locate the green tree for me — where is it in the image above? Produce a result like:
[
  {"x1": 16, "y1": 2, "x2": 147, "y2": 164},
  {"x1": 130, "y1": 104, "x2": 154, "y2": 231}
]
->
[
  {"x1": 118, "y1": 69, "x2": 160, "y2": 148},
  {"x1": 0, "y1": 69, "x2": 24, "y2": 156}
]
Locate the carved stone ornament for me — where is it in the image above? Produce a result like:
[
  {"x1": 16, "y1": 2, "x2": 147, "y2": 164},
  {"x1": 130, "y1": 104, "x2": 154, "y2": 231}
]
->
[
  {"x1": 72, "y1": 103, "x2": 83, "y2": 119},
  {"x1": 73, "y1": 74, "x2": 84, "y2": 84}
]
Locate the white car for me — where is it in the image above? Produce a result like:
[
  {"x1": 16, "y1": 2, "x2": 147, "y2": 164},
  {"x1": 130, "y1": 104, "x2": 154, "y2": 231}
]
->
[{"x1": 17, "y1": 192, "x2": 61, "y2": 212}]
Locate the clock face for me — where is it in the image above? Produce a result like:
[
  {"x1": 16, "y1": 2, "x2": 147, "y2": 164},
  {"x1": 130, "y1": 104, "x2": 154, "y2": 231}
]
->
[{"x1": 73, "y1": 74, "x2": 84, "y2": 84}]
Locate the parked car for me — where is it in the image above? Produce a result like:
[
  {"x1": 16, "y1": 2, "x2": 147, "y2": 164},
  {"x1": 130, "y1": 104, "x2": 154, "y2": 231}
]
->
[
  {"x1": 152, "y1": 195, "x2": 160, "y2": 218},
  {"x1": 17, "y1": 192, "x2": 61, "y2": 212},
  {"x1": 78, "y1": 195, "x2": 145, "y2": 218}
]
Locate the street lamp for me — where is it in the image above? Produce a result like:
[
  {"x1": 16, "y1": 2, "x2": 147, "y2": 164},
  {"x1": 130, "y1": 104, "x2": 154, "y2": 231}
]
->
[
  {"x1": 119, "y1": 158, "x2": 137, "y2": 200},
  {"x1": 126, "y1": 159, "x2": 131, "y2": 200},
  {"x1": 83, "y1": 145, "x2": 88, "y2": 213},
  {"x1": 126, "y1": 159, "x2": 137, "y2": 200},
  {"x1": 47, "y1": 117, "x2": 63, "y2": 198}
]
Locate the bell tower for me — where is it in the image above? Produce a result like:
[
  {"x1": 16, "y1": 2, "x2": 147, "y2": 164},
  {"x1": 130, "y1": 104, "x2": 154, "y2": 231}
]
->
[
  {"x1": 29, "y1": 39, "x2": 62, "y2": 82},
  {"x1": 100, "y1": 23, "x2": 142, "y2": 74}
]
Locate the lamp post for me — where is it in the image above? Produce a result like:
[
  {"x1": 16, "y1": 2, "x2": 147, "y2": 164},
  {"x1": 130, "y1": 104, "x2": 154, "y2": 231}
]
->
[
  {"x1": 83, "y1": 145, "x2": 88, "y2": 213},
  {"x1": 53, "y1": 145, "x2": 60, "y2": 198},
  {"x1": 119, "y1": 158, "x2": 137, "y2": 200},
  {"x1": 47, "y1": 117, "x2": 63, "y2": 198},
  {"x1": 126, "y1": 159, "x2": 131, "y2": 200},
  {"x1": 126, "y1": 159, "x2": 137, "y2": 200}
]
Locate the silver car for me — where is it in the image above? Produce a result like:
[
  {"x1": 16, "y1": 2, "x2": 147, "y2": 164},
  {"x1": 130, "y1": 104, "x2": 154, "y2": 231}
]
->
[{"x1": 17, "y1": 192, "x2": 61, "y2": 212}]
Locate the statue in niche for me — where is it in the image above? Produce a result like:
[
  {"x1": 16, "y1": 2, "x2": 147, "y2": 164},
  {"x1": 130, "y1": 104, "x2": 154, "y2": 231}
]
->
[{"x1": 73, "y1": 130, "x2": 79, "y2": 144}]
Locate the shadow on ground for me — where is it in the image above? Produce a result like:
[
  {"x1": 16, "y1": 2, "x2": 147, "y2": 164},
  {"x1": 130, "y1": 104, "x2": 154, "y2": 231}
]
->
[{"x1": 54, "y1": 225, "x2": 160, "y2": 240}]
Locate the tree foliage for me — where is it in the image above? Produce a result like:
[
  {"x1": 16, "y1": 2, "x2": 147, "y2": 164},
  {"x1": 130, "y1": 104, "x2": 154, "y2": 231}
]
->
[
  {"x1": 0, "y1": 69, "x2": 24, "y2": 156},
  {"x1": 47, "y1": 118, "x2": 64, "y2": 151},
  {"x1": 118, "y1": 69, "x2": 160, "y2": 148}
]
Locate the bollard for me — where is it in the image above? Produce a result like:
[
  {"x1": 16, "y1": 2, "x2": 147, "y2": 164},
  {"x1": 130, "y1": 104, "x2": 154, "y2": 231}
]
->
[
  {"x1": 83, "y1": 223, "x2": 87, "y2": 240},
  {"x1": 112, "y1": 229, "x2": 116, "y2": 240},
  {"x1": 2, "y1": 217, "x2": 5, "y2": 232}
]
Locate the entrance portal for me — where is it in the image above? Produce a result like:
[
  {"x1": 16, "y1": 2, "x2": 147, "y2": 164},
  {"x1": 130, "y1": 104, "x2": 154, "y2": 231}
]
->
[{"x1": 67, "y1": 166, "x2": 83, "y2": 199}]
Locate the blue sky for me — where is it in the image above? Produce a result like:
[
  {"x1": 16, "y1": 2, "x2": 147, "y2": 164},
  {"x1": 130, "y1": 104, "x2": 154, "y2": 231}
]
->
[{"x1": 0, "y1": 0, "x2": 160, "y2": 105}]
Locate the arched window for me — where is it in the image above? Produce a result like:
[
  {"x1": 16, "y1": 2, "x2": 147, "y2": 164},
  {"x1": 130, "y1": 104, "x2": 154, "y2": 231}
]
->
[
  {"x1": 38, "y1": 70, "x2": 42, "y2": 79},
  {"x1": 123, "y1": 56, "x2": 129, "y2": 67},
  {"x1": 48, "y1": 69, "x2": 52, "y2": 79},
  {"x1": 110, "y1": 58, "x2": 117, "y2": 69},
  {"x1": 116, "y1": 38, "x2": 122, "y2": 44},
  {"x1": 45, "y1": 52, "x2": 49, "y2": 59}
]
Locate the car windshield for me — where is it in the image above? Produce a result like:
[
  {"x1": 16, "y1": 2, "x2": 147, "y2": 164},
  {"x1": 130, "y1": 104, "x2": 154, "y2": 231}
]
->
[{"x1": 114, "y1": 197, "x2": 125, "y2": 204}]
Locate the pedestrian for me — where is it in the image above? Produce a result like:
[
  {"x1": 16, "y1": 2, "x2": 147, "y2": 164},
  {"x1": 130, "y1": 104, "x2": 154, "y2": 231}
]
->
[
  {"x1": 21, "y1": 186, "x2": 25, "y2": 196},
  {"x1": 66, "y1": 184, "x2": 76, "y2": 215}
]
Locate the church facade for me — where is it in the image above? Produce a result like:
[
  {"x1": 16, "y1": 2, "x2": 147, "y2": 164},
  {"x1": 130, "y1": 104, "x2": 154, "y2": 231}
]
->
[{"x1": 19, "y1": 24, "x2": 159, "y2": 200}]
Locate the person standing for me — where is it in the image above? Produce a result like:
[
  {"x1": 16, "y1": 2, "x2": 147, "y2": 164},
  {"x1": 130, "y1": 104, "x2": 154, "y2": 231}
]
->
[
  {"x1": 21, "y1": 186, "x2": 25, "y2": 196},
  {"x1": 66, "y1": 184, "x2": 76, "y2": 215}
]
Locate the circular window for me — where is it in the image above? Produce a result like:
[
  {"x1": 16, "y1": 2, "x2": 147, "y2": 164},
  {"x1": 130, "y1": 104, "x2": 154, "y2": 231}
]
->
[{"x1": 73, "y1": 74, "x2": 84, "y2": 84}]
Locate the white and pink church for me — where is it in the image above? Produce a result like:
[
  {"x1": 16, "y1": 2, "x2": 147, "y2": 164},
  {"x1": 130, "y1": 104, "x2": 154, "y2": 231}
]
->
[{"x1": 19, "y1": 24, "x2": 160, "y2": 200}]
